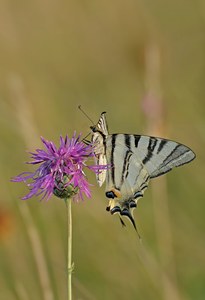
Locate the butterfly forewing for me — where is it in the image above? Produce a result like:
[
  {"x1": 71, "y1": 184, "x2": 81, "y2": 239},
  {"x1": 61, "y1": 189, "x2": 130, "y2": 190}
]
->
[
  {"x1": 126, "y1": 135, "x2": 195, "y2": 178},
  {"x1": 91, "y1": 112, "x2": 108, "y2": 186}
]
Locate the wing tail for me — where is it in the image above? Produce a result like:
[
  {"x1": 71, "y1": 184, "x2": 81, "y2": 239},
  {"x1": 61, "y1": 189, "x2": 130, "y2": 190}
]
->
[{"x1": 106, "y1": 195, "x2": 142, "y2": 235}]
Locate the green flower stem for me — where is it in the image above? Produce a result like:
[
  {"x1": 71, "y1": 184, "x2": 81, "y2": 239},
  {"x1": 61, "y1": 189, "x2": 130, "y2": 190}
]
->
[{"x1": 66, "y1": 198, "x2": 73, "y2": 300}]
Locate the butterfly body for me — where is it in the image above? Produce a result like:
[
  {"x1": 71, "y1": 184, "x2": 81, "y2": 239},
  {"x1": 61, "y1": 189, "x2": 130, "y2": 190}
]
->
[{"x1": 91, "y1": 112, "x2": 196, "y2": 228}]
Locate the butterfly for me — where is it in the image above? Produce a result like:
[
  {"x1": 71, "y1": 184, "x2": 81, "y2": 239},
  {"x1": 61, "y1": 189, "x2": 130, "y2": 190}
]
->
[{"x1": 90, "y1": 112, "x2": 196, "y2": 229}]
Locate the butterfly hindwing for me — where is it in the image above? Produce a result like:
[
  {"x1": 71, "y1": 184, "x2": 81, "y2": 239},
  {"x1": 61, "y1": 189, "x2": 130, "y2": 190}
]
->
[
  {"x1": 105, "y1": 139, "x2": 150, "y2": 229},
  {"x1": 105, "y1": 134, "x2": 149, "y2": 196}
]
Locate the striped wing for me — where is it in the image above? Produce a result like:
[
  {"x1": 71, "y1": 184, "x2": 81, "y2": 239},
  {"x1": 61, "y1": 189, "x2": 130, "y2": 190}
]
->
[
  {"x1": 105, "y1": 134, "x2": 150, "y2": 196},
  {"x1": 94, "y1": 154, "x2": 107, "y2": 187},
  {"x1": 105, "y1": 136, "x2": 149, "y2": 229},
  {"x1": 91, "y1": 112, "x2": 109, "y2": 186},
  {"x1": 104, "y1": 134, "x2": 195, "y2": 228},
  {"x1": 130, "y1": 134, "x2": 196, "y2": 178}
]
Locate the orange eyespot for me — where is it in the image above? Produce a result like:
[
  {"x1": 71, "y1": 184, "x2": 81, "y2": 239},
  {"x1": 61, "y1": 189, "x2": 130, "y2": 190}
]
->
[
  {"x1": 114, "y1": 189, "x2": 122, "y2": 198},
  {"x1": 105, "y1": 188, "x2": 122, "y2": 199},
  {"x1": 112, "y1": 188, "x2": 121, "y2": 198}
]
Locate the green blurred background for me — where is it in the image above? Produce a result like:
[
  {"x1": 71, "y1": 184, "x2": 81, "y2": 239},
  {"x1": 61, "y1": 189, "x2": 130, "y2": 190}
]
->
[{"x1": 0, "y1": 1, "x2": 204, "y2": 299}]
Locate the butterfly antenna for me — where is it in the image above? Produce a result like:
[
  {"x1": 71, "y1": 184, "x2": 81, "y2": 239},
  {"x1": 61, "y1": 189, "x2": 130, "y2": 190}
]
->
[{"x1": 78, "y1": 105, "x2": 95, "y2": 125}]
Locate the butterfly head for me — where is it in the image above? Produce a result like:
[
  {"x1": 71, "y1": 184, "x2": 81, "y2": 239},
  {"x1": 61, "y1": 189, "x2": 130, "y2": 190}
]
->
[{"x1": 90, "y1": 125, "x2": 97, "y2": 132}]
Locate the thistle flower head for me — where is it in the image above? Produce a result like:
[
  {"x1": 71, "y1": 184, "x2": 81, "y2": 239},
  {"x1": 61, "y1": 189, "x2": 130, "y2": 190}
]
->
[{"x1": 12, "y1": 133, "x2": 104, "y2": 201}]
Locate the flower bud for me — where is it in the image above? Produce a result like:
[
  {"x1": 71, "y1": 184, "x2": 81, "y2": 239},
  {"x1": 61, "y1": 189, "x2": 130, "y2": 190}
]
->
[{"x1": 53, "y1": 175, "x2": 79, "y2": 199}]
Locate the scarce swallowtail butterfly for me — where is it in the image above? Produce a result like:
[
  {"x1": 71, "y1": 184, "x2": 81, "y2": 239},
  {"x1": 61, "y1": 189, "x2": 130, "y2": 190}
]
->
[{"x1": 90, "y1": 112, "x2": 196, "y2": 229}]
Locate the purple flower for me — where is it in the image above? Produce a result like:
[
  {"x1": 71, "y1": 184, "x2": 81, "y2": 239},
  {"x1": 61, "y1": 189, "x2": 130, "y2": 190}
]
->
[{"x1": 12, "y1": 133, "x2": 105, "y2": 201}]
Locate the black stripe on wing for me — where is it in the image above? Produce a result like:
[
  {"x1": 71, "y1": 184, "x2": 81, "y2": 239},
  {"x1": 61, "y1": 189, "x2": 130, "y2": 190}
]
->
[
  {"x1": 157, "y1": 139, "x2": 168, "y2": 154},
  {"x1": 134, "y1": 135, "x2": 141, "y2": 148},
  {"x1": 125, "y1": 134, "x2": 131, "y2": 149},
  {"x1": 142, "y1": 137, "x2": 158, "y2": 164},
  {"x1": 120, "y1": 135, "x2": 133, "y2": 184},
  {"x1": 121, "y1": 151, "x2": 132, "y2": 184},
  {"x1": 111, "y1": 134, "x2": 117, "y2": 185}
]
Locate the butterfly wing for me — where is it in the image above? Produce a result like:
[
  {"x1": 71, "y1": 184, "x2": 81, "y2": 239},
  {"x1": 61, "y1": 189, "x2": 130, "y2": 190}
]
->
[
  {"x1": 105, "y1": 134, "x2": 149, "y2": 197},
  {"x1": 130, "y1": 135, "x2": 195, "y2": 178},
  {"x1": 91, "y1": 112, "x2": 109, "y2": 186},
  {"x1": 104, "y1": 134, "x2": 195, "y2": 227},
  {"x1": 94, "y1": 154, "x2": 107, "y2": 187},
  {"x1": 104, "y1": 134, "x2": 150, "y2": 228}
]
